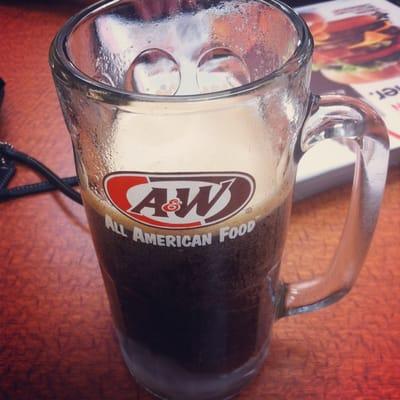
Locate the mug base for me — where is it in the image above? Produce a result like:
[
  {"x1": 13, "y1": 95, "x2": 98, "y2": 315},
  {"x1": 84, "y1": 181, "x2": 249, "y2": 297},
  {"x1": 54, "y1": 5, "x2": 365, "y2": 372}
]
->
[{"x1": 118, "y1": 332, "x2": 269, "y2": 400}]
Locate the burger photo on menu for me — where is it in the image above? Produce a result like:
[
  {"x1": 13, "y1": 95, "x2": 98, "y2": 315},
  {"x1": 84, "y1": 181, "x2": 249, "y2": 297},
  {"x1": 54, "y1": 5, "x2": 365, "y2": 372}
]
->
[
  {"x1": 292, "y1": 0, "x2": 400, "y2": 201},
  {"x1": 301, "y1": 9, "x2": 400, "y2": 84}
]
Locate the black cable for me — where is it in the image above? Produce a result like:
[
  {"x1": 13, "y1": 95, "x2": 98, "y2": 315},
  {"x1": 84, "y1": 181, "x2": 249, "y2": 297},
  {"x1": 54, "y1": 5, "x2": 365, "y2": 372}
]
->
[
  {"x1": 1, "y1": 176, "x2": 80, "y2": 202},
  {"x1": 0, "y1": 143, "x2": 82, "y2": 205},
  {"x1": 1, "y1": 76, "x2": 82, "y2": 205},
  {"x1": 0, "y1": 78, "x2": 4, "y2": 107}
]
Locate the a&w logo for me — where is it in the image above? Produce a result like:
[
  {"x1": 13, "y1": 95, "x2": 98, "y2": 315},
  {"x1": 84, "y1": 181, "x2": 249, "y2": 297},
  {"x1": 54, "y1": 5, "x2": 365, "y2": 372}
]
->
[{"x1": 104, "y1": 172, "x2": 255, "y2": 229}]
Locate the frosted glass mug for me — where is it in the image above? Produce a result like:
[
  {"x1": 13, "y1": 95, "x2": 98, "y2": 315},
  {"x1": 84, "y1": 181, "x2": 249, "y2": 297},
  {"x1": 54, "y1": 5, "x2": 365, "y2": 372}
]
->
[{"x1": 49, "y1": 1, "x2": 389, "y2": 399}]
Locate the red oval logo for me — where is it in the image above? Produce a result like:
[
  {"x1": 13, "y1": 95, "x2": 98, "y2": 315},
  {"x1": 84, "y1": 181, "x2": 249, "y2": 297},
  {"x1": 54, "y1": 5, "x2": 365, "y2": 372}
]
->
[{"x1": 104, "y1": 172, "x2": 255, "y2": 230}]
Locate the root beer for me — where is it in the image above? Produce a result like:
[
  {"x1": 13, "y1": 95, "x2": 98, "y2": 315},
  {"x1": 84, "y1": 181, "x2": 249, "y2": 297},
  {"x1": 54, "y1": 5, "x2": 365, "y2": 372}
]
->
[{"x1": 83, "y1": 182, "x2": 292, "y2": 399}]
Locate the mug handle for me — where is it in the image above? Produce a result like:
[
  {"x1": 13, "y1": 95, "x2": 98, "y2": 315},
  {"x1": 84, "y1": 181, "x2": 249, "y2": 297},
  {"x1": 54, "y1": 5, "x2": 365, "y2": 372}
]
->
[{"x1": 278, "y1": 94, "x2": 390, "y2": 318}]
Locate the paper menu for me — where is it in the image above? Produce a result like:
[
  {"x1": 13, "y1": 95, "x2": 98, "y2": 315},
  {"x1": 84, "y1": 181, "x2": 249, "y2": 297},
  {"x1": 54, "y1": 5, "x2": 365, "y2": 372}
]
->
[{"x1": 294, "y1": 0, "x2": 400, "y2": 200}]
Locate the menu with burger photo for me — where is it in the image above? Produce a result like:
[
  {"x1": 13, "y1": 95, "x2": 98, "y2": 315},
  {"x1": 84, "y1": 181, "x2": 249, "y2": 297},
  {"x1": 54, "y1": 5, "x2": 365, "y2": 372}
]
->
[{"x1": 294, "y1": 0, "x2": 400, "y2": 200}]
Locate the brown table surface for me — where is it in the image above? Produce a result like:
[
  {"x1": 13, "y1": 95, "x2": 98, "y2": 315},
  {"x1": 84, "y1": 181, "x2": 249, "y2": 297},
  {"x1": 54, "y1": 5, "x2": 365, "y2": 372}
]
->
[{"x1": 1, "y1": 2, "x2": 400, "y2": 400}]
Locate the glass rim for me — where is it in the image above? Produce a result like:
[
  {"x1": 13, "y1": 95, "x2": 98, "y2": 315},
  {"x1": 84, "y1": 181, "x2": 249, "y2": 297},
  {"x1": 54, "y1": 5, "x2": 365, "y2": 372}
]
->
[{"x1": 49, "y1": 0, "x2": 313, "y2": 104}]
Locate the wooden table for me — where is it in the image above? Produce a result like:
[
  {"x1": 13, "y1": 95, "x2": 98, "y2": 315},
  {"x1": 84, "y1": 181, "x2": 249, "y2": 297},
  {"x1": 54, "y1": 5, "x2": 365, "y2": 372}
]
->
[{"x1": 1, "y1": 2, "x2": 399, "y2": 399}]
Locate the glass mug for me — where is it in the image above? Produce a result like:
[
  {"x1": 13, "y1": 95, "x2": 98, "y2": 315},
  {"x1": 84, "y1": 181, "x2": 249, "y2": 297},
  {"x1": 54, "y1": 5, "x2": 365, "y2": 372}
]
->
[{"x1": 49, "y1": 1, "x2": 389, "y2": 399}]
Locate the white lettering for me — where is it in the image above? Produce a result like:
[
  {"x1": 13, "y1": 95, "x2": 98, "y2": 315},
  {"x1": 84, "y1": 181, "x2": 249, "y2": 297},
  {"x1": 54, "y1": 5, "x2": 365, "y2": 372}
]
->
[
  {"x1": 219, "y1": 226, "x2": 230, "y2": 242},
  {"x1": 157, "y1": 235, "x2": 165, "y2": 246},
  {"x1": 191, "y1": 235, "x2": 202, "y2": 247},
  {"x1": 228, "y1": 226, "x2": 239, "y2": 239},
  {"x1": 105, "y1": 214, "x2": 128, "y2": 237},
  {"x1": 144, "y1": 232, "x2": 157, "y2": 245},
  {"x1": 219, "y1": 220, "x2": 256, "y2": 242},
  {"x1": 238, "y1": 223, "x2": 247, "y2": 236},
  {"x1": 247, "y1": 220, "x2": 256, "y2": 233},
  {"x1": 105, "y1": 214, "x2": 114, "y2": 231},
  {"x1": 182, "y1": 235, "x2": 191, "y2": 247},
  {"x1": 202, "y1": 233, "x2": 212, "y2": 245},
  {"x1": 133, "y1": 227, "x2": 145, "y2": 243},
  {"x1": 165, "y1": 235, "x2": 176, "y2": 247},
  {"x1": 131, "y1": 219, "x2": 257, "y2": 248},
  {"x1": 114, "y1": 221, "x2": 128, "y2": 237}
]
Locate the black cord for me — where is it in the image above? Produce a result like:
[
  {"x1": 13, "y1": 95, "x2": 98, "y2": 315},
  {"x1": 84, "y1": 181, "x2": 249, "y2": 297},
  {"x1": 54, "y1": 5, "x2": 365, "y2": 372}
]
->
[
  {"x1": 0, "y1": 78, "x2": 4, "y2": 107},
  {"x1": 1, "y1": 176, "x2": 80, "y2": 202},
  {"x1": 0, "y1": 143, "x2": 82, "y2": 205},
  {"x1": 0, "y1": 76, "x2": 82, "y2": 205}
]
